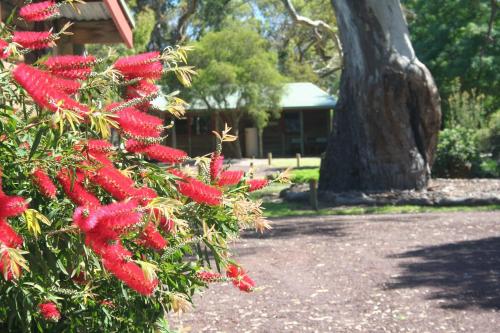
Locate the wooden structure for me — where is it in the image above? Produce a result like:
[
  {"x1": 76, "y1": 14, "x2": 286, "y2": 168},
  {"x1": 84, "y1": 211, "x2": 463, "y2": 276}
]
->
[
  {"x1": 165, "y1": 82, "x2": 337, "y2": 158},
  {"x1": 0, "y1": 0, "x2": 134, "y2": 54}
]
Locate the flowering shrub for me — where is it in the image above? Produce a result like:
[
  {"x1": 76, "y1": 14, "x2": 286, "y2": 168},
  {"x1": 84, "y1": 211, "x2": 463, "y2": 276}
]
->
[{"x1": 0, "y1": 2, "x2": 283, "y2": 332}]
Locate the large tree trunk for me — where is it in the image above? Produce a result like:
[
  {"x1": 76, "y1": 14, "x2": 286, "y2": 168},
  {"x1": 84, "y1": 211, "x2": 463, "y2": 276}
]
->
[{"x1": 319, "y1": 0, "x2": 441, "y2": 192}]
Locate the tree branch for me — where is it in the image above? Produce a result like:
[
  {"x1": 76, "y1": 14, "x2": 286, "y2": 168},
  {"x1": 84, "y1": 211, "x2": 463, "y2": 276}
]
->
[
  {"x1": 280, "y1": 0, "x2": 343, "y2": 66},
  {"x1": 171, "y1": 0, "x2": 199, "y2": 44},
  {"x1": 281, "y1": 0, "x2": 334, "y2": 32}
]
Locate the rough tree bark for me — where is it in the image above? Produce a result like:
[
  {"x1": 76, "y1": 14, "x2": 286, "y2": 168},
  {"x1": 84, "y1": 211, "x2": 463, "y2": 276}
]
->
[{"x1": 319, "y1": 0, "x2": 441, "y2": 193}]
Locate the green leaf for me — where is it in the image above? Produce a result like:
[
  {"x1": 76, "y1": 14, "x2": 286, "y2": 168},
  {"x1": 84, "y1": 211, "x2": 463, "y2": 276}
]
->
[{"x1": 28, "y1": 126, "x2": 47, "y2": 161}]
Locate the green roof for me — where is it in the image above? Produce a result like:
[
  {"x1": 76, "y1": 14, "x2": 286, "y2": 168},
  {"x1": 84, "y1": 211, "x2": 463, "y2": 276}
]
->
[
  {"x1": 281, "y1": 82, "x2": 337, "y2": 110},
  {"x1": 188, "y1": 82, "x2": 336, "y2": 111}
]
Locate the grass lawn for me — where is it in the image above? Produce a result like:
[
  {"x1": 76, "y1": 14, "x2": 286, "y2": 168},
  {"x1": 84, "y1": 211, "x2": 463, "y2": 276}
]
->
[
  {"x1": 290, "y1": 168, "x2": 319, "y2": 183},
  {"x1": 262, "y1": 201, "x2": 500, "y2": 218},
  {"x1": 269, "y1": 157, "x2": 321, "y2": 169}
]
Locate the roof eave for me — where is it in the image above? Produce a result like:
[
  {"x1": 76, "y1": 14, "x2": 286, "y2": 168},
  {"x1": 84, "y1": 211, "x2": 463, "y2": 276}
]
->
[{"x1": 103, "y1": 0, "x2": 133, "y2": 48}]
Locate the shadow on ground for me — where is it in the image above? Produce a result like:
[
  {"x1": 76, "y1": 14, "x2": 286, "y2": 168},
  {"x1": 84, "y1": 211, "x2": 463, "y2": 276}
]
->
[
  {"x1": 242, "y1": 220, "x2": 347, "y2": 239},
  {"x1": 387, "y1": 236, "x2": 500, "y2": 310}
]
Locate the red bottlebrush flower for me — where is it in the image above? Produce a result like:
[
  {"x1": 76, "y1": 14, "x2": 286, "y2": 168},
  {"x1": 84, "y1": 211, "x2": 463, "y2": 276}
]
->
[
  {"x1": 72, "y1": 271, "x2": 87, "y2": 285},
  {"x1": 19, "y1": 1, "x2": 58, "y2": 22},
  {"x1": 125, "y1": 140, "x2": 187, "y2": 164},
  {"x1": 0, "y1": 220, "x2": 23, "y2": 248},
  {"x1": 84, "y1": 139, "x2": 114, "y2": 154},
  {"x1": 138, "y1": 223, "x2": 167, "y2": 251},
  {"x1": 114, "y1": 52, "x2": 160, "y2": 75},
  {"x1": 0, "y1": 39, "x2": 10, "y2": 59},
  {"x1": 114, "y1": 52, "x2": 160, "y2": 68},
  {"x1": 43, "y1": 55, "x2": 96, "y2": 70},
  {"x1": 226, "y1": 264, "x2": 255, "y2": 292},
  {"x1": 234, "y1": 274, "x2": 256, "y2": 292},
  {"x1": 116, "y1": 107, "x2": 163, "y2": 138},
  {"x1": 102, "y1": 258, "x2": 158, "y2": 296},
  {"x1": 13, "y1": 64, "x2": 89, "y2": 115},
  {"x1": 74, "y1": 200, "x2": 141, "y2": 234},
  {"x1": 126, "y1": 80, "x2": 159, "y2": 99},
  {"x1": 100, "y1": 240, "x2": 133, "y2": 262},
  {"x1": 32, "y1": 168, "x2": 57, "y2": 198},
  {"x1": 218, "y1": 170, "x2": 244, "y2": 186},
  {"x1": 0, "y1": 251, "x2": 22, "y2": 281},
  {"x1": 90, "y1": 165, "x2": 136, "y2": 201},
  {"x1": 38, "y1": 302, "x2": 61, "y2": 322},
  {"x1": 100, "y1": 299, "x2": 115, "y2": 308},
  {"x1": 50, "y1": 67, "x2": 92, "y2": 80},
  {"x1": 13, "y1": 31, "x2": 54, "y2": 50},
  {"x1": 210, "y1": 153, "x2": 224, "y2": 181},
  {"x1": 0, "y1": 196, "x2": 28, "y2": 218},
  {"x1": 143, "y1": 144, "x2": 188, "y2": 164},
  {"x1": 50, "y1": 75, "x2": 81, "y2": 94},
  {"x1": 159, "y1": 216, "x2": 175, "y2": 233},
  {"x1": 125, "y1": 139, "x2": 151, "y2": 153},
  {"x1": 125, "y1": 61, "x2": 163, "y2": 80},
  {"x1": 196, "y1": 270, "x2": 223, "y2": 283},
  {"x1": 132, "y1": 186, "x2": 158, "y2": 206},
  {"x1": 57, "y1": 169, "x2": 100, "y2": 208},
  {"x1": 170, "y1": 171, "x2": 222, "y2": 206},
  {"x1": 247, "y1": 179, "x2": 269, "y2": 192},
  {"x1": 85, "y1": 234, "x2": 132, "y2": 261}
]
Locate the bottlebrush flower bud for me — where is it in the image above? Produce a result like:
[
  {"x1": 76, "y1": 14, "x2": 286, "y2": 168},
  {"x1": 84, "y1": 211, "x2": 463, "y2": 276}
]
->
[
  {"x1": 247, "y1": 179, "x2": 269, "y2": 192},
  {"x1": 19, "y1": 1, "x2": 59, "y2": 22},
  {"x1": 0, "y1": 196, "x2": 28, "y2": 218},
  {"x1": 0, "y1": 219, "x2": 23, "y2": 248},
  {"x1": 210, "y1": 153, "x2": 224, "y2": 181},
  {"x1": 38, "y1": 302, "x2": 61, "y2": 322},
  {"x1": 196, "y1": 271, "x2": 224, "y2": 283},
  {"x1": 218, "y1": 170, "x2": 244, "y2": 186},
  {"x1": 0, "y1": 39, "x2": 10, "y2": 59},
  {"x1": 13, "y1": 31, "x2": 54, "y2": 50},
  {"x1": 33, "y1": 168, "x2": 57, "y2": 198}
]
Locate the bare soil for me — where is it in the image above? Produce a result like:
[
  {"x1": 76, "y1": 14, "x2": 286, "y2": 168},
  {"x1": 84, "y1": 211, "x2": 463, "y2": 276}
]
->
[{"x1": 169, "y1": 211, "x2": 500, "y2": 332}]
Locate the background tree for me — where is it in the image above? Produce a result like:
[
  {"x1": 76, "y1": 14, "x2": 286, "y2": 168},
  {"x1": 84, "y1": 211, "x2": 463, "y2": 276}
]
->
[
  {"x1": 319, "y1": 0, "x2": 441, "y2": 192},
  {"x1": 403, "y1": 0, "x2": 499, "y2": 117},
  {"x1": 188, "y1": 25, "x2": 285, "y2": 158}
]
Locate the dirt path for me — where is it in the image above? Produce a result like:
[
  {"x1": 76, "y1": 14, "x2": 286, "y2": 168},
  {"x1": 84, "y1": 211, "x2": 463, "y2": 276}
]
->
[{"x1": 169, "y1": 211, "x2": 500, "y2": 332}]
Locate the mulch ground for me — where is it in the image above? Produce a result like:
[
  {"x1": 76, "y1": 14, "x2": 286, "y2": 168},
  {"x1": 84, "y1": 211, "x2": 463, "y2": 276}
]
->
[{"x1": 168, "y1": 211, "x2": 500, "y2": 332}]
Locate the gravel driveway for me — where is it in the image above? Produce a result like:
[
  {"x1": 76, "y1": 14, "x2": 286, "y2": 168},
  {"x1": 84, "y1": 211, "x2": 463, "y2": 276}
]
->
[{"x1": 169, "y1": 211, "x2": 500, "y2": 332}]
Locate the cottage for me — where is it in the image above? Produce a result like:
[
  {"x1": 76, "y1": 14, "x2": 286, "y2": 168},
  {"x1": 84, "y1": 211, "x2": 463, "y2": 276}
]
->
[{"x1": 166, "y1": 82, "x2": 337, "y2": 158}]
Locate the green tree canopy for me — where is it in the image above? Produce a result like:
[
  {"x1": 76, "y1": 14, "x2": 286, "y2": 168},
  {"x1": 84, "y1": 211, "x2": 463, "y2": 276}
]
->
[
  {"x1": 189, "y1": 25, "x2": 285, "y2": 129},
  {"x1": 188, "y1": 24, "x2": 285, "y2": 157},
  {"x1": 404, "y1": 0, "x2": 500, "y2": 116}
]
